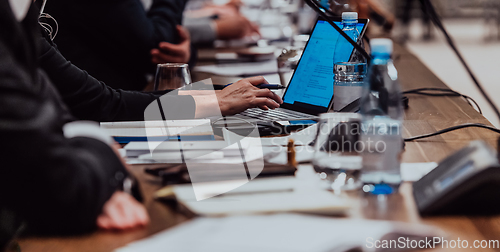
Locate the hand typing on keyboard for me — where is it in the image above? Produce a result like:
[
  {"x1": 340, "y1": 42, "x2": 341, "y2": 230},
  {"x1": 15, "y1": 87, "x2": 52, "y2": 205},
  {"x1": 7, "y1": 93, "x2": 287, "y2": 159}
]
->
[{"x1": 216, "y1": 76, "x2": 283, "y2": 116}]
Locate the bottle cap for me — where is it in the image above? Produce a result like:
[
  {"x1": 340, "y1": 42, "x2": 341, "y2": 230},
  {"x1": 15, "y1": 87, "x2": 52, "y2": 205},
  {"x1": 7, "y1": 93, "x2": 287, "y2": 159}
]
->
[
  {"x1": 342, "y1": 12, "x2": 358, "y2": 21},
  {"x1": 370, "y1": 38, "x2": 393, "y2": 55}
]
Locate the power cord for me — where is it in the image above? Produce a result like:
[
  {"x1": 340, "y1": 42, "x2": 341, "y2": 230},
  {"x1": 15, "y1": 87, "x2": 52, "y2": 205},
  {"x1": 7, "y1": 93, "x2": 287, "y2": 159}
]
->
[
  {"x1": 404, "y1": 0, "x2": 500, "y2": 143},
  {"x1": 305, "y1": 0, "x2": 498, "y2": 144},
  {"x1": 404, "y1": 123, "x2": 500, "y2": 142},
  {"x1": 303, "y1": 0, "x2": 371, "y2": 63},
  {"x1": 420, "y1": 0, "x2": 500, "y2": 121},
  {"x1": 403, "y1": 87, "x2": 482, "y2": 114}
]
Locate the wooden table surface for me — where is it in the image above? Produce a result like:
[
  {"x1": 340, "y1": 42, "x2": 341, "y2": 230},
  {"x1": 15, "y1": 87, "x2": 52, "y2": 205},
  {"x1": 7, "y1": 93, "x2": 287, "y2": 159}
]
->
[{"x1": 16, "y1": 44, "x2": 500, "y2": 252}]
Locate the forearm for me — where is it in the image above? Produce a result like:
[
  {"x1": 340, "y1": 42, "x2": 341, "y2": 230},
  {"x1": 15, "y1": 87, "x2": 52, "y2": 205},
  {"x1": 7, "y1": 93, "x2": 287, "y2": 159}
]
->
[
  {"x1": 192, "y1": 94, "x2": 222, "y2": 118},
  {"x1": 39, "y1": 36, "x2": 165, "y2": 122},
  {"x1": 0, "y1": 87, "x2": 127, "y2": 235}
]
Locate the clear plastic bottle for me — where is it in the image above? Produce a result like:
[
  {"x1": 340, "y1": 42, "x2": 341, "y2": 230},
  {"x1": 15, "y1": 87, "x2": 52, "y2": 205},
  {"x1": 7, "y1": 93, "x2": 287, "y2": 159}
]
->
[
  {"x1": 333, "y1": 62, "x2": 366, "y2": 112},
  {"x1": 359, "y1": 39, "x2": 403, "y2": 195},
  {"x1": 333, "y1": 12, "x2": 363, "y2": 64}
]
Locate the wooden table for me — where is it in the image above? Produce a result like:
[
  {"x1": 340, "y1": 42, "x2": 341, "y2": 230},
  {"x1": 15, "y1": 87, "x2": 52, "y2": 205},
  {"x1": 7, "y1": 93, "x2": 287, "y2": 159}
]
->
[{"x1": 16, "y1": 44, "x2": 500, "y2": 252}]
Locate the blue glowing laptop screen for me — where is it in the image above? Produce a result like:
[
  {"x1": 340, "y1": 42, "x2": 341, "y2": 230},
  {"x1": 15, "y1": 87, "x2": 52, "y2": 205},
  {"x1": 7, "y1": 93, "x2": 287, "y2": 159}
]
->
[{"x1": 282, "y1": 20, "x2": 366, "y2": 108}]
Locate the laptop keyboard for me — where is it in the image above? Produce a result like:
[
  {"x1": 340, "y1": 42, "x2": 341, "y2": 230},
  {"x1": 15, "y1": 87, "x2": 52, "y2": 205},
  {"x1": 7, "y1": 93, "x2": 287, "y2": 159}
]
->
[{"x1": 238, "y1": 108, "x2": 314, "y2": 121}]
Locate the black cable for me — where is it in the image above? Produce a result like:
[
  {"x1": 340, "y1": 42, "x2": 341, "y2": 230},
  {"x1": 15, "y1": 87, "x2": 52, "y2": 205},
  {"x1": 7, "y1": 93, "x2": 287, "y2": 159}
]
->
[
  {"x1": 403, "y1": 1, "x2": 500, "y2": 143},
  {"x1": 403, "y1": 87, "x2": 482, "y2": 114},
  {"x1": 303, "y1": 0, "x2": 371, "y2": 63},
  {"x1": 421, "y1": 0, "x2": 500, "y2": 123},
  {"x1": 404, "y1": 123, "x2": 500, "y2": 142}
]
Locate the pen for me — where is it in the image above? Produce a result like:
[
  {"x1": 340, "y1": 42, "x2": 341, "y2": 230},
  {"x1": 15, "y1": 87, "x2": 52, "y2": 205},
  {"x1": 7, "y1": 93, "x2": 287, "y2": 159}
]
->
[{"x1": 222, "y1": 83, "x2": 286, "y2": 89}]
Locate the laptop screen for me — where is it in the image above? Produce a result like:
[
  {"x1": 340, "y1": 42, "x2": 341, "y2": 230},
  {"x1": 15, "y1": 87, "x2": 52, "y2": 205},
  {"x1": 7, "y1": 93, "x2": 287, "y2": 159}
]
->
[{"x1": 282, "y1": 20, "x2": 366, "y2": 111}]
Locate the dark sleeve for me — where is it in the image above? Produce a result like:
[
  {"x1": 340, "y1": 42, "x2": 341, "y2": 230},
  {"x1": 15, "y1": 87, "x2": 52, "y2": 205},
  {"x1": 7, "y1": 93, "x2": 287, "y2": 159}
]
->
[
  {"x1": 0, "y1": 40, "x2": 126, "y2": 235},
  {"x1": 38, "y1": 37, "x2": 196, "y2": 122},
  {"x1": 58, "y1": 0, "x2": 186, "y2": 65}
]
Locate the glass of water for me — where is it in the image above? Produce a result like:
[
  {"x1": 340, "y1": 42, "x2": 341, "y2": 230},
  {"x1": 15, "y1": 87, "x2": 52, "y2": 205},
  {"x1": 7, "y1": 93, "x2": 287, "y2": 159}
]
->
[
  {"x1": 154, "y1": 63, "x2": 192, "y2": 91},
  {"x1": 312, "y1": 112, "x2": 363, "y2": 192}
]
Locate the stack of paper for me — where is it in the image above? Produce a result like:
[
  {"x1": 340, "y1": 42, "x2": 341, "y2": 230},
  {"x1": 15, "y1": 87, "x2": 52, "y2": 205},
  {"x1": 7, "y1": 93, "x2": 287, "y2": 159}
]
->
[
  {"x1": 193, "y1": 60, "x2": 278, "y2": 76},
  {"x1": 124, "y1": 141, "x2": 244, "y2": 158},
  {"x1": 166, "y1": 176, "x2": 351, "y2": 216},
  {"x1": 116, "y1": 214, "x2": 442, "y2": 252},
  {"x1": 100, "y1": 119, "x2": 214, "y2": 143}
]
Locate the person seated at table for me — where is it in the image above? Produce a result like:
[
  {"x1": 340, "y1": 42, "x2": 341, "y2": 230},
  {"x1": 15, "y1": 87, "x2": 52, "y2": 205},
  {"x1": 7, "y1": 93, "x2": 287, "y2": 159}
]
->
[
  {"x1": 0, "y1": 0, "x2": 149, "y2": 241},
  {"x1": 38, "y1": 26, "x2": 282, "y2": 122},
  {"x1": 35, "y1": 1, "x2": 282, "y2": 122},
  {"x1": 41, "y1": 0, "x2": 192, "y2": 91},
  {"x1": 182, "y1": 0, "x2": 260, "y2": 45}
]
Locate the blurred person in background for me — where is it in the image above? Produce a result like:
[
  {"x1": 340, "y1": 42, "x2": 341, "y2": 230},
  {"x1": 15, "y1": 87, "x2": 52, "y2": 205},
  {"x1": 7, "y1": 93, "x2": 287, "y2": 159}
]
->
[
  {"x1": 43, "y1": 0, "x2": 192, "y2": 91},
  {"x1": 353, "y1": 0, "x2": 395, "y2": 33},
  {"x1": 37, "y1": 10, "x2": 282, "y2": 122},
  {"x1": 398, "y1": 0, "x2": 433, "y2": 42},
  {"x1": 36, "y1": 0, "x2": 282, "y2": 122},
  {"x1": 182, "y1": 0, "x2": 261, "y2": 45}
]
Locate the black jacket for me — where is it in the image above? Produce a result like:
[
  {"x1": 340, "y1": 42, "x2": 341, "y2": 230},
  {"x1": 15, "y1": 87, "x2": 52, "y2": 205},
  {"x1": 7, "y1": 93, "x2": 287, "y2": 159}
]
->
[
  {"x1": 38, "y1": 29, "x2": 196, "y2": 122},
  {"x1": 0, "y1": 0, "x2": 127, "y2": 236},
  {"x1": 44, "y1": 0, "x2": 188, "y2": 91}
]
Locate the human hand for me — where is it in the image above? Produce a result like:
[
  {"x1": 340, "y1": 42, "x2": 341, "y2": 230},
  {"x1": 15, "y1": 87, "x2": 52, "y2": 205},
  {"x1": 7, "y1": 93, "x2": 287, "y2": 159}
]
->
[
  {"x1": 225, "y1": 0, "x2": 244, "y2": 10},
  {"x1": 187, "y1": 1, "x2": 241, "y2": 18},
  {"x1": 151, "y1": 25, "x2": 191, "y2": 64},
  {"x1": 216, "y1": 76, "x2": 283, "y2": 116},
  {"x1": 97, "y1": 191, "x2": 149, "y2": 230},
  {"x1": 215, "y1": 15, "x2": 260, "y2": 40}
]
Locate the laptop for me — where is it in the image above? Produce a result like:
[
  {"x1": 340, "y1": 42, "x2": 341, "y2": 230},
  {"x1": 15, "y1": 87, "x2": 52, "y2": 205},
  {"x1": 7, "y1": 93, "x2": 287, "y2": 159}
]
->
[{"x1": 237, "y1": 17, "x2": 369, "y2": 122}]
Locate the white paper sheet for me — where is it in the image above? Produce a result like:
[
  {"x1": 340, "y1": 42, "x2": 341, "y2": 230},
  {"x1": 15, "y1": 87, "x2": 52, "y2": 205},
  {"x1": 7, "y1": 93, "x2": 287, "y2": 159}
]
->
[
  {"x1": 100, "y1": 119, "x2": 213, "y2": 137},
  {"x1": 400, "y1": 162, "x2": 438, "y2": 182},
  {"x1": 116, "y1": 214, "x2": 442, "y2": 252},
  {"x1": 193, "y1": 60, "x2": 278, "y2": 76}
]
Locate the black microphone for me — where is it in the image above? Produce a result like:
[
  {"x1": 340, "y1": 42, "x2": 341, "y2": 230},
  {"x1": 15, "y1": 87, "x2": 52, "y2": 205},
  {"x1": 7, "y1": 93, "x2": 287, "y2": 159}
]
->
[{"x1": 303, "y1": 0, "x2": 371, "y2": 63}]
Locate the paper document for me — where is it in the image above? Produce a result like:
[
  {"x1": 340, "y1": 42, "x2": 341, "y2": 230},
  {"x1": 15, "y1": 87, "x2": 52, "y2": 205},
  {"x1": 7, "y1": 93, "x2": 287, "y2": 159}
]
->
[
  {"x1": 116, "y1": 214, "x2": 442, "y2": 252},
  {"x1": 135, "y1": 142, "x2": 263, "y2": 164},
  {"x1": 193, "y1": 60, "x2": 278, "y2": 76},
  {"x1": 100, "y1": 119, "x2": 214, "y2": 143},
  {"x1": 400, "y1": 162, "x2": 438, "y2": 182},
  {"x1": 124, "y1": 140, "x2": 246, "y2": 157},
  {"x1": 170, "y1": 177, "x2": 351, "y2": 216}
]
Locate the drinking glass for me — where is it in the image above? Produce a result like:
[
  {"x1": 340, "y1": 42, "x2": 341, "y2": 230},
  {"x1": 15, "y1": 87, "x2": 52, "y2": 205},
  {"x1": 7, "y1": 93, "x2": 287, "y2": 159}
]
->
[
  {"x1": 154, "y1": 63, "x2": 192, "y2": 91},
  {"x1": 312, "y1": 113, "x2": 363, "y2": 192}
]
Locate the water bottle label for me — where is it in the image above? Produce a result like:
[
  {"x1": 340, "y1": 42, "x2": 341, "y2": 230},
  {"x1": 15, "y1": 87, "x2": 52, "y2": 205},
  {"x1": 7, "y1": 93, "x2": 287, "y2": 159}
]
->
[{"x1": 333, "y1": 84, "x2": 363, "y2": 111}]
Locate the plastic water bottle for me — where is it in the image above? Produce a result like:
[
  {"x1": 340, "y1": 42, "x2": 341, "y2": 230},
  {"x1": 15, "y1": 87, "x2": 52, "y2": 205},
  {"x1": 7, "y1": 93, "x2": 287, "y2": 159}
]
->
[
  {"x1": 359, "y1": 39, "x2": 404, "y2": 195},
  {"x1": 333, "y1": 62, "x2": 366, "y2": 112},
  {"x1": 333, "y1": 12, "x2": 362, "y2": 64}
]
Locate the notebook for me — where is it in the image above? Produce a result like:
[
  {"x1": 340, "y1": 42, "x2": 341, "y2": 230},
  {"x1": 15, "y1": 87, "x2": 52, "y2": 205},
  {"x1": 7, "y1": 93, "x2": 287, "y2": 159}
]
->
[{"x1": 100, "y1": 119, "x2": 215, "y2": 144}]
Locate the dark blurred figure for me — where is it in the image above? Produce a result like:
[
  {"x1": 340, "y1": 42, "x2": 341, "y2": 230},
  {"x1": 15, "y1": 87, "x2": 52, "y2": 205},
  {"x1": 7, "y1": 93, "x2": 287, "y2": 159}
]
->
[
  {"x1": 0, "y1": 0, "x2": 149, "y2": 247},
  {"x1": 398, "y1": 0, "x2": 433, "y2": 42},
  {"x1": 44, "y1": 0, "x2": 190, "y2": 91},
  {"x1": 183, "y1": 0, "x2": 260, "y2": 45}
]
